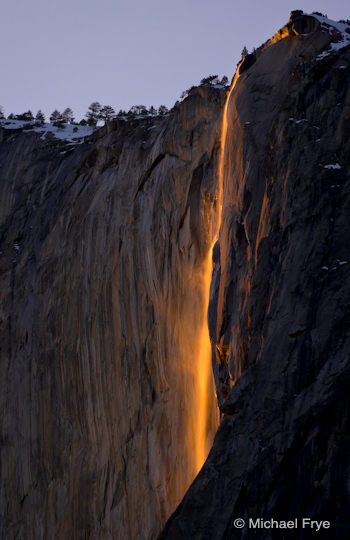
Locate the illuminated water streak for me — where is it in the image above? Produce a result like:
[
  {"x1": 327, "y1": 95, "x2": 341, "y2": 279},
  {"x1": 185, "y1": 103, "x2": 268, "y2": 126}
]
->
[
  {"x1": 194, "y1": 71, "x2": 241, "y2": 474},
  {"x1": 194, "y1": 245, "x2": 218, "y2": 473}
]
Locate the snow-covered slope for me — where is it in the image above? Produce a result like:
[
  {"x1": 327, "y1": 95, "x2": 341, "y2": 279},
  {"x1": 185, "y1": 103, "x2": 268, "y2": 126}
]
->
[
  {"x1": 0, "y1": 118, "x2": 94, "y2": 143},
  {"x1": 312, "y1": 13, "x2": 350, "y2": 58}
]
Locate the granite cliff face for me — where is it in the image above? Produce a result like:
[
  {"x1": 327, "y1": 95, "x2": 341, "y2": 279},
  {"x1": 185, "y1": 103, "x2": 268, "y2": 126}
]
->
[
  {"x1": 0, "y1": 88, "x2": 224, "y2": 539},
  {"x1": 1, "y1": 11, "x2": 350, "y2": 540},
  {"x1": 160, "y1": 12, "x2": 350, "y2": 539}
]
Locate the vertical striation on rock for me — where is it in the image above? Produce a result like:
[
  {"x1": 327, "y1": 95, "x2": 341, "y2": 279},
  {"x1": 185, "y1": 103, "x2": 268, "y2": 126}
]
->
[
  {"x1": 160, "y1": 12, "x2": 350, "y2": 538},
  {"x1": 0, "y1": 86, "x2": 225, "y2": 538}
]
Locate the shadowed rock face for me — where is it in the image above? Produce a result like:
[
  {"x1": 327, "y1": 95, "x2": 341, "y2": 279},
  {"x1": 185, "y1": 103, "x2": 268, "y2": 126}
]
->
[
  {"x1": 0, "y1": 87, "x2": 225, "y2": 539},
  {"x1": 160, "y1": 15, "x2": 350, "y2": 540}
]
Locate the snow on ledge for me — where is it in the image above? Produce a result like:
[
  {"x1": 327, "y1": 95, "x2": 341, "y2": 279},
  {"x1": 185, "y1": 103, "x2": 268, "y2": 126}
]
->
[
  {"x1": 310, "y1": 13, "x2": 350, "y2": 59},
  {"x1": 0, "y1": 119, "x2": 95, "y2": 143},
  {"x1": 324, "y1": 163, "x2": 342, "y2": 169}
]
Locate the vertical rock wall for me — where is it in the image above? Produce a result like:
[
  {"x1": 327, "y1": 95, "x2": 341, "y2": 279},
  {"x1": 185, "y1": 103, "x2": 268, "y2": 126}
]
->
[{"x1": 0, "y1": 87, "x2": 224, "y2": 539}]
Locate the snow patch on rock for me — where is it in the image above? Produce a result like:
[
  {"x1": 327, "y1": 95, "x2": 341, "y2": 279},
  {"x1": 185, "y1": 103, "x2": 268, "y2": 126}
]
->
[
  {"x1": 0, "y1": 119, "x2": 94, "y2": 143},
  {"x1": 311, "y1": 14, "x2": 350, "y2": 59},
  {"x1": 324, "y1": 163, "x2": 342, "y2": 169}
]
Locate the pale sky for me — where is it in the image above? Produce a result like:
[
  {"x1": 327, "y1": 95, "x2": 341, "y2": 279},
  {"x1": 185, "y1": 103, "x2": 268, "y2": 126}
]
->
[{"x1": 0, "y1": 0, "x2": 348, "y2": 121}]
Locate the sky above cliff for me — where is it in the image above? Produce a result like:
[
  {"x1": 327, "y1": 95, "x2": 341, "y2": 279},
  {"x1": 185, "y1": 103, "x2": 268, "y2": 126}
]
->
[{"x1": 1, "y1": 0, "x2": 348, "y2": 121}]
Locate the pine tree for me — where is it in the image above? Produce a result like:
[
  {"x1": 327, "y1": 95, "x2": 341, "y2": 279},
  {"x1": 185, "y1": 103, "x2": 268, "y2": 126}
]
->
[
  {"x1": 200, "y1": 74, "x2": 219, "y2": 85},
  {"x1": 62, "y1": 108, "x2": 74, "y2": 124},
  {"x1": 129, "y1": 105, "x2": 148, "y2": 116},
  {"x1": 158, "y1": 105, "x2": 168, "y2": 116},
  {"x1": 241, "y1": 46, "x2": 249, "y2": 58},
  {"x1": 15, "y1": 110, "x2": 34, "y2": 121},
  {"x1": 50, "y1": 110, "x2": 64, "y2": 128},
  {"x1": 86, "y1": 102, "x2": 101, "y2": 127},
  {"x1": 99, "y1": 105, "x2": 115, "y2": 124},
  {"x1": 35, "y1": 110, "x2": 45, "y2": 125},
  {"x1": 220, "y1": 75, "x2": 229, "y2": 86},
  {"x1": 0, "y1": 106, "x2": 4, "y2": 119}
]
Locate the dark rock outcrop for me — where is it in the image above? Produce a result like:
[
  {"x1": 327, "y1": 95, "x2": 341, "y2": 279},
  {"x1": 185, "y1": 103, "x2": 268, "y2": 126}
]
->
[{"x1": 160, "y1": 14, "x2": 350, "y2": 539}]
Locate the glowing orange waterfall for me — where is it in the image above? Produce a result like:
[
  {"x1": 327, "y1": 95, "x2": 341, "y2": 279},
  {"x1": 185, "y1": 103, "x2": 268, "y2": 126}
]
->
[
  {"x1": 194, "y1": 72, "x2": 240, "y2": 474},
  {"x1": 218, "y1": 71, "x2": 240, "y2": 220},
  {"x1": 194, "y1": 245, "x2": 218, "y2": 473}
]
